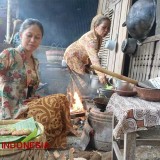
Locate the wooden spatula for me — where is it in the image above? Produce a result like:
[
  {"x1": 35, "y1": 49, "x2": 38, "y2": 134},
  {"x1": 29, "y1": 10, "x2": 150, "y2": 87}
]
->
[{"x1": 91, "y1": 65, "x2": 160, "y2": 89}]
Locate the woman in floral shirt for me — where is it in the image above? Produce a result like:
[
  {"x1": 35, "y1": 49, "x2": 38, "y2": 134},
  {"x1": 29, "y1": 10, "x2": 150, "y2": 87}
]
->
[
  {"x1": 64, "y1": 15, "x2": 111, "y2": 104},
  {"x1": 0, "y1": 18, "x2": 72, "y2": 149}
]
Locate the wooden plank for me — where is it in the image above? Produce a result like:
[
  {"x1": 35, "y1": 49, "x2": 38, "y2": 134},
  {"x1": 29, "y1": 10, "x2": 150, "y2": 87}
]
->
[
  {"x1": 150, "y1": 41, "x2": 160, "y2": 78},
  {"x1": 156, "y1": 0, "x2": 160, "y2": 34},
  {"x1": 112, "y1": 115, "x2": 122, "y2": 160},
  {"x1": 147, "y1": 42, "x2": 155, "y2": 79},
  {"x1": 136, "y1": 139, "x2": 160, "y2": 146},
  {"x1": 123, "y1": 132, "x2": 136, "y2": 160},
  {"x1": 128, "y1": 41, "x2": 155, "y2": 81},
  {"x1": 107, "y1": 1, "x2": 122, "y2": 73},
  {"x1": 114, "y1": 0, "x2": 132, "y2": 74},
  {"x1": 133, "y1": 47, "x2": 141, "y2": 80},
  {"x1": 112, "y1": 141, "x2": 123, "y2": 160},
  {"x1": 99, "y1": 9, "x2": 113, "y2": 69},
  {"x1": 142, "y1": 44, "x2": 149, "y2": 81},
  {"x1": 97, "y1": 0, "x2": 104, "y2": 14},
  {"x1": 142, "y1": 34, "x2": 160, "y2": 44},
  {"x1": 110, "y1": 0, "x2": 121, "y2": 10},
  {"x1": 137, "y1": 46, "x2": 144, "y2": 81}
]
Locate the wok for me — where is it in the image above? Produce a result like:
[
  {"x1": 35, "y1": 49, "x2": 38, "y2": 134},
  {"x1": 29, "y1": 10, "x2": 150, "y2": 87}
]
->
[{"x1": 124, "y1": 0, "x2": 156, "y2": 41}]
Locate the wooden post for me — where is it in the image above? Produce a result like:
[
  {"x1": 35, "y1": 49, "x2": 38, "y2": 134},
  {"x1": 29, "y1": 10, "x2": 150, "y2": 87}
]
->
[
  {"x1": 6, "y1": 0, "x2": 11, "y2": 43},
  {"x1": 123, "y1": 132, "x2": 136, "y2": 160}
]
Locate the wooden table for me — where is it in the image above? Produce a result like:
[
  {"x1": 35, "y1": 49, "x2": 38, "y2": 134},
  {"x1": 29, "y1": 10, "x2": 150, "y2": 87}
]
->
[{"x1": 106, "y1": 93, "x2": 160, "y2": 160}]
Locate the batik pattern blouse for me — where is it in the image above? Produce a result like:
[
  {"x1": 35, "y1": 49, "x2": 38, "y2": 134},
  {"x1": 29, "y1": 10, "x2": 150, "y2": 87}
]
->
[
  {"x1": 64, "y1": 30, "x2": 103, "y2": 77},
  {"x1": 0, "y1": 46, "x2": 40, "y2": 119}
]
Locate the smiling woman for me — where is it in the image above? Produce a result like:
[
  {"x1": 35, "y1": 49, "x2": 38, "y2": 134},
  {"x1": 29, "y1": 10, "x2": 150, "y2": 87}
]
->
[{"x1": 0, "y1": 18, "x2": 72, "y2": 149}]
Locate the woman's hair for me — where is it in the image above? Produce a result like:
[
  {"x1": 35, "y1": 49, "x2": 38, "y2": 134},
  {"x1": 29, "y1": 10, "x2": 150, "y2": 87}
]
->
[
  {"x1": 90, "y1": 14, "x2": 111, "y2": 30},
  {"x1": 19, "y1": 18, "x2": 44, "y2": 37}
]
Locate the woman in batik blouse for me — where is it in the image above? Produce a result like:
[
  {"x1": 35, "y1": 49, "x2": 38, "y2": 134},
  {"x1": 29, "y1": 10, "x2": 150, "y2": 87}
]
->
[
  {"x1": 64, "y1": 15, "x2": 111, "y2": 104},
  {"x1": 0, "y1": 18, "x2": 72, "y2": 149}
]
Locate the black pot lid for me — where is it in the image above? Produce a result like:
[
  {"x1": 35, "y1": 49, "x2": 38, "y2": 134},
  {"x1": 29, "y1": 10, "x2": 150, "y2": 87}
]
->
[
  {"x1": 121, "y1": 38, "x2": 137, "y2": 55},
  {"x1": 126, "y1": 0, "x2": 156, "y2": 41}
]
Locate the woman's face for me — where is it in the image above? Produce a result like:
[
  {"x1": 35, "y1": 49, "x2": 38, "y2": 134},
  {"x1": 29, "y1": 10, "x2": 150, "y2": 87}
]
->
[
  {"x1": 20, "y1": 24, "x2": 42, "y2": 52},
  {"x1": 95, "y1": 20, "x2": 111, "y2": 38}
]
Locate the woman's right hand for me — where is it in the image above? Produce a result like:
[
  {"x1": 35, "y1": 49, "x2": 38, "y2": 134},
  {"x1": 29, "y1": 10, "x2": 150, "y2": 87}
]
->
[{"x1": 99, "y1": 75, "x2": 107, "y2": 84}]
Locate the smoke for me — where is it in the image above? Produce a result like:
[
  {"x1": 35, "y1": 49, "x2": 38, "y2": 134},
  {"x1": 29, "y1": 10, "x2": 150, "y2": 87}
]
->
[{"x1": 17, "y1": 0, "x2": 98, "y2": 47}]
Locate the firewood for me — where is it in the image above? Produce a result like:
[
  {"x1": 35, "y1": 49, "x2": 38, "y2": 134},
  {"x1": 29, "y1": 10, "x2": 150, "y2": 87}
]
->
[
  {"x1": 47, "y1": 151, "x2": 55, "y2": 160},
  {"x1": 59, "y1": 153, "x2": 67, "y2": 160},
  {"x1": 73, "y1": 158, "x2": 87, "y2": 160},
  {"x1": 73, "y1": 117, "x2": 81, "y2": 125},
  {"x1": 89, "y1": 151, "x2": 101, "y2": 160},
  {"x1": 53, "y1": 150, "x2": 60, "y2": 159},
  {"x1": 69, "y1": 148, "x2": 75, "y2": 160}
]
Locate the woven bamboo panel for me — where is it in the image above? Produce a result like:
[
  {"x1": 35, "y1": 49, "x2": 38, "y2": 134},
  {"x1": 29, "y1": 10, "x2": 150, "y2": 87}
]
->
[
  {"x1": 150, "y1": 41, "x2": 160, "y2": 78},
  {"x1": 98, "y1": 10, "x2": 113, "y2": 69},
  {"x1": 128, "y1": 42, "x2": 155, "y2": 81},
  {"x1": 98, "y1": 38, "x2": 109, "y2": 69}
]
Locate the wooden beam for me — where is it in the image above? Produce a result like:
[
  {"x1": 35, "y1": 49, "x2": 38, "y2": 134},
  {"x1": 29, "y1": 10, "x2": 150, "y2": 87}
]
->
[
  {"x1": 142, "y1": 34, "x2": 160, "y2": 44},
  {"x1": 112, "y1": 141, "x2": 123, "y2": 160},
  {"x1": 123, "y1": 132, "x2": 136, "y2": 160}
]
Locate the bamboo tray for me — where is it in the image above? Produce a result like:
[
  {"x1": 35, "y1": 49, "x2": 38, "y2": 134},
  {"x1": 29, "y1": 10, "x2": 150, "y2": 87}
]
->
[{"x1": 0, "y1": 119, "x2": 46, "y2": 160}]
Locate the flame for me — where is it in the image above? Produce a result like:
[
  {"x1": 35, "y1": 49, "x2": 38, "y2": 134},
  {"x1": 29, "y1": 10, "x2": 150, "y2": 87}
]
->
[{"x1": 70, "y1": 92, "x2": 84, "y2": 113}]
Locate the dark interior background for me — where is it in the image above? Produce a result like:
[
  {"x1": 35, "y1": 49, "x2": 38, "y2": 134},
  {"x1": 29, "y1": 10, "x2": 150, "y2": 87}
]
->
[{"x1": 18, "y1": 0, "x2": 98, "y2": 48}]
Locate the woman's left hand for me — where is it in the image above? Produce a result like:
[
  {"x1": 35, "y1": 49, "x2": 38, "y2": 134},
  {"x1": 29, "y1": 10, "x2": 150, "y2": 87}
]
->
[{"x1": 23, "y1": 95, "x2": 40, "y2": 104}]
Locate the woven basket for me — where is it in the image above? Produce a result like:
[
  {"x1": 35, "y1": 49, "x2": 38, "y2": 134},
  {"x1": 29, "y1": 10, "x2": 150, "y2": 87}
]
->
[
  {"x1": 135, "y1": 85, "x2": 160, "y2": 101},
  {"x1": 46, "y1": 50, "x2": 64, "y2": 64},
  {"x1": 0, "y1": 119, "x2": 46, "y2": 160}
]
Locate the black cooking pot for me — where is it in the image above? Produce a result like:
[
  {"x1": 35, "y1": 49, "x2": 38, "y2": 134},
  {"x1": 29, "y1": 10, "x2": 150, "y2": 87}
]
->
[
  {"x1": 121, "y1": 38, "x2": 137, "y2": 55},
  {"x1": 97, "y1": 87, "x2": 114, "y2": 98},
  {"x1": 124, "y1": 0, "x2": 156, "y2": 41},
  {"x1": 93, "y1": 97, "x2": 109, "y2": 112}
]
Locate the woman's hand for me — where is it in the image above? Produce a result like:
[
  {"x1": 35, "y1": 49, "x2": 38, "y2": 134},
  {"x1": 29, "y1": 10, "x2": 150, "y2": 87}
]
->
[
  {"x1": 85, "y1": 64, "x2": 91, "y2": 73},
  {"x1": 99, "y1": 75, "x2": 107, "y2": 84},
  {"x1": 23, "y1": 95, "x2": 40, "y2": 104}
]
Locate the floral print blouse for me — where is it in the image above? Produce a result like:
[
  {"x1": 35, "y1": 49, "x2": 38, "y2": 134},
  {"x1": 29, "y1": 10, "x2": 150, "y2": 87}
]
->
[
  {"x1": 64, "y1": 30, "x2": 103, "y2": 77},
  {"x1": 0, "y1": 46, "x2": 40, "y2": 119}
]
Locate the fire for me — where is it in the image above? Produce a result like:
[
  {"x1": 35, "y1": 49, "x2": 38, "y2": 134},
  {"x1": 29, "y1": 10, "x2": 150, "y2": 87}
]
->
[{"x1": 70, "y1": 92, "x2": 84, "y2": 113}]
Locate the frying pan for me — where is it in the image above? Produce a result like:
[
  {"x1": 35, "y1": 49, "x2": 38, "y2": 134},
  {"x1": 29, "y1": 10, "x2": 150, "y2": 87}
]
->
[{"x1": 90, "y1": 65, "x2": 158, "y2": 89}]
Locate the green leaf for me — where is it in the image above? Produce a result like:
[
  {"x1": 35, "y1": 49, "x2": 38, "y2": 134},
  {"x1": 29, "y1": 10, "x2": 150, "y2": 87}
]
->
[{"x1": 21, "y1": 128, "x2": 38, "y2": 142}]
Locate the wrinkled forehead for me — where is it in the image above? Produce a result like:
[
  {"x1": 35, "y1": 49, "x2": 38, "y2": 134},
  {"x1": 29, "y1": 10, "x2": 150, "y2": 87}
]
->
[{"x1": 98, "y1": 20, "x2": 111, "y2": 28}]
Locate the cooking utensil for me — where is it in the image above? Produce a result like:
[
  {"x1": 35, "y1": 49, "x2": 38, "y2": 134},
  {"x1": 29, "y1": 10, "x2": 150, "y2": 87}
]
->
[
  {"x1": 114, "y1": 89, "x2": 137, "y2": 97},
  {"x1": 97, "y1": 87, "x2": 114, "y2": 98},
  {"x1": 135, "y1": 85, "x2": 160, "y2": 101},
  {"x1": 93, "y1": 97, "x2": 109, "y2": 112},
  {"x1": 108, "y1": 78, "x2": 134, "y2": 91},
  {"x1": 124, "y1": 0, "x2": 156, "y2": 41},
  {"x1": 90, "y1": 65, "x2": 159, "y2": 89},
  {"x1": 121, "y1": 38, "x2": 137, "y2": 55}
]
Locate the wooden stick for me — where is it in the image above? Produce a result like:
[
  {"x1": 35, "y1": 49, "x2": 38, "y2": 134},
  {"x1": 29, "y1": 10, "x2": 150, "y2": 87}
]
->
[
  {"x1": 69, "y1": 148, "x2": 75, "y2": 160},
  {"x1": 91, "y1": 65, "x2": 138, "y2": 85}
]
